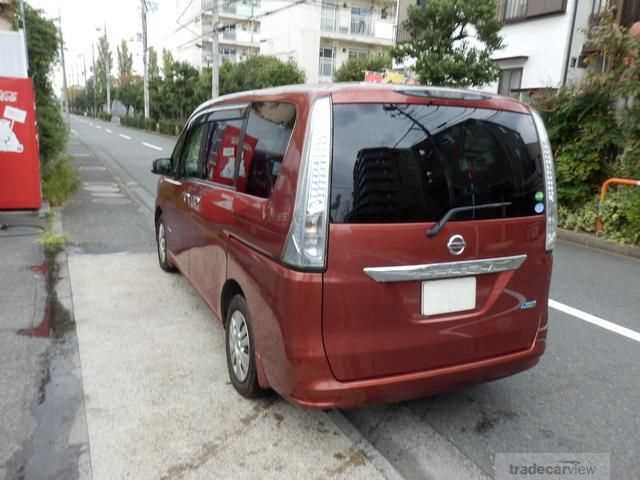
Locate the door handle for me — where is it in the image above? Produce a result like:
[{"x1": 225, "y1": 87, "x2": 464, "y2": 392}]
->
[{"x1": 184, "y1": 192, "x2": 201, "y2": 210}]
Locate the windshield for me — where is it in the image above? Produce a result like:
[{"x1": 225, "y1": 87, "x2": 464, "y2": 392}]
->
[{"x1": 330, "y1": 104, "x2": 544, "y2": 224}]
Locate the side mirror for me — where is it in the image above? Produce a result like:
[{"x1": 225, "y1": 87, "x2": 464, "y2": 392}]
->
[{"x1": 151, "y1": 158, "x2": 172, "y2": 176}]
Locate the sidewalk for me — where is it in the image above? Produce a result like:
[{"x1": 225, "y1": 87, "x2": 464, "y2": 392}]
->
[
  {"x1": 0, "y1": 210, "x2": 49, "y2": 479},
  {"x1": 69, "y1": 252, "x2": 392, "y2": 480},
  {"x1": 0, "y1": 209, "x2": 92, "y2": 480}
]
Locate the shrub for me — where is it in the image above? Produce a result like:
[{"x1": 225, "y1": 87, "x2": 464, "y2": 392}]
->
[
  {"x1": 158, "y1": 119, "x2": 182, "y2": 136},
  {"x1": 97, "y1": 112, "x2": 112, "y2": 122},
  {"x1": 334, "y1": 54, "x2": 392, "y2": 82},
  {"x1": 599, "y1": 188, "x2": 640, "y2": 245},
  {"x1": 41, "y1": 155, "x2": 80, "y2": 207},
  {"x1": 534, "y1": 87, "x2": 622, "y2": 208}
]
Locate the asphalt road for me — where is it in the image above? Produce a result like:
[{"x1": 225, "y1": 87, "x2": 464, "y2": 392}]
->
[{"x1": 67, "y1": 115, "x2": 640, "y2": 479}]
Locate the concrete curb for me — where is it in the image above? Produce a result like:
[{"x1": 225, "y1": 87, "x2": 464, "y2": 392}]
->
[
  {"x1": 326, "y1": 410, "x2": 405, "y2": 480},
  {"x1": 558, "y1": 228, "x2": 640, "y2": 259}
]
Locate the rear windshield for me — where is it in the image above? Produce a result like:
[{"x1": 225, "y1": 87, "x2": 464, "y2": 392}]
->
[{"x1": 330, "y1": 104, "x2": 544, "y2": 224}]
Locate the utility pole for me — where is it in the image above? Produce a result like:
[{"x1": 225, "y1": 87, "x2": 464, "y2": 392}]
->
[
  {"x1": 56, "y1": 16, "x2": 69, "y2": 114},
  {"x1": 210, "y1": 0, "x2": 219, "y2": 99},
  {"x1": 92, "y1": 43, "x2": 97, "y2": 116},
  {"x1": 141, "y1": 0, "x2": 150, "y2": 119}
]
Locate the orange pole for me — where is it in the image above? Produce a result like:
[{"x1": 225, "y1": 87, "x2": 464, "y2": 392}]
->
[{"x1": 595, "y1": 177, "x2": 640, "y2": 233}]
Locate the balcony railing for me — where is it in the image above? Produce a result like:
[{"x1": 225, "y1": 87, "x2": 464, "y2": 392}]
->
[{"x1": 321, "y1": 4, "x2": 373, "y2": 37}]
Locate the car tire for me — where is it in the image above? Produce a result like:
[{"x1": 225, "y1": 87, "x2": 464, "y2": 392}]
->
[
  {"x1": 156, "y1": 215, "x2": 177, "y2": 273},
  {"x1": 225, "y1": 295, "x2": 261, "y2": 398}
]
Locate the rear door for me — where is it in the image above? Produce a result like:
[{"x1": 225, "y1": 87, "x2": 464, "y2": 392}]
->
[{"x1": 323, "y1": 103, "x2": 551, "y2": 382}]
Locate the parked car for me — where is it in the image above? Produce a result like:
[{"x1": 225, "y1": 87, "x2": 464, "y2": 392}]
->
[{"x1": 151, "y1": 84, "x2": 557, "y2": 408}]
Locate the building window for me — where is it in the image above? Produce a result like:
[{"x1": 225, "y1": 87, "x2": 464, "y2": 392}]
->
[
  {"x1": 348, "y1": 48, "x2": 369, "y2": 60},
  {"x1": 351, "y1": 7, "x2": 371, "y2": 35},
  {"x1": 498, "y1": 68, "x2": 523, "y2": 98},
  {"x1": 319, "y1": 46, "x2": 335, "y2": 78},
  {"x1": 219, "y1": 47, "x2": 237, "y2": 63},
  {"x1": 497, "y1": 0, "x2": 566, "y2": 22}
]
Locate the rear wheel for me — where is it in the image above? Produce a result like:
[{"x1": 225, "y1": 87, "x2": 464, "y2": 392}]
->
[
  {"x1": 225, "y1": 295, "x2": 260, "y2": 398},
  {"x1": 156, "y1": 215, "x2": 177, "y2": 273}
]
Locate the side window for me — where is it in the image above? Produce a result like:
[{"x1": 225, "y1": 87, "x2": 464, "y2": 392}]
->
[
  {"x1": 180, "y1": 122, "x2": 207, "y2": 178},
  {"x1": 239, "y1": 102, "x2": 296, "y2": 199},
  {"x1": 203, "y1": 118, "x2": 244, "y2": 185},
  {"x1": 169, "y1": 129, "x2": 187, "y2": 173}
]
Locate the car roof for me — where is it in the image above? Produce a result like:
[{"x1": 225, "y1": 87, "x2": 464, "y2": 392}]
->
[{"x1": 191, "y1": 83, "x2": 531, "y2": 119}]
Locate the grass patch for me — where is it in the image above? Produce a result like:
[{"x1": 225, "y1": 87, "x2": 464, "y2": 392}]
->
[
  {"x1": 39, "y1": 229, "x2": 67, "y2": 255},
  {"x1": 42, "y1": 154, "x2": 80, "y2": 207}
]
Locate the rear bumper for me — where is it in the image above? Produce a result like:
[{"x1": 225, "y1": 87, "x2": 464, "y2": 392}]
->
[{"x1": 285, "y1": 334, "x2": 546, "y2": 409}]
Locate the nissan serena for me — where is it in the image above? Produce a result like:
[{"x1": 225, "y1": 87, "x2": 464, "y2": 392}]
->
[{"x1": 151, "y1": 84, "x2": 556, "y2": 408}]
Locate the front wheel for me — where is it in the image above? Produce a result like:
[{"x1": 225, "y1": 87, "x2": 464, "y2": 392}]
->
[
  {"x1": 156, "y1": 216, "x2": 177, "y2": 273},
  {"x1": 225, "y1": 295, "x2": 261, "y2": 398}
]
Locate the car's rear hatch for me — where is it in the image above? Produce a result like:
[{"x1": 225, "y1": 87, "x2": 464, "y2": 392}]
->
[{"x1": 322, "y1": 100, "x2": 552, "y2": 382}]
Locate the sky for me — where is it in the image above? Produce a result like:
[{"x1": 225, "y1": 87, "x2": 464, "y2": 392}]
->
[{"x1": 28, "y1": 0, "x2": 179, "y2": 88}]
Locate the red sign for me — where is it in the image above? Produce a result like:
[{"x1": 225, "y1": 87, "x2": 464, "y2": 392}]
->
[
  {"x1": 207, "y1": 125, "x2": 257, "y2": 192},
  {"x1": 0, "y1": 77, "x2": 41, "y2": 210}
]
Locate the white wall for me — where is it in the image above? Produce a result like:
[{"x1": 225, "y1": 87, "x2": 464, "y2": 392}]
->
[
  {"x1": 260, "y1": 3, "x2": 323, "y2": 83},
  {"x1": 565, "y1": 0, "x2": 593, "y2": 85},
  {"x1": 0, "y1": 30, "x2": 28, "y2": 78},
  {"x1": 492, "y1": 5, "x2": 574, "y2": 90}
]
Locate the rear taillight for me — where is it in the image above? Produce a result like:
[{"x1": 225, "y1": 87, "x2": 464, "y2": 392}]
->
[
  {"x1": 531, "y1": 109, "x2": 558, "y2": 252},
  {"x1": 282, "y1": 96, "x2": 332, "y2": 270}
]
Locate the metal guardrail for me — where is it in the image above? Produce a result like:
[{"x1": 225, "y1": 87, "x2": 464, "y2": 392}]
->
[{"x1": 595, "y1": 177, "x2": 640, "y2": 233}]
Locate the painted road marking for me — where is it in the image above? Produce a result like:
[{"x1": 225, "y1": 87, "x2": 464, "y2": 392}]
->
[
  {"x1": 119, "y1": 134, "x2": 132, "y2": 140},
  {"x1": 95, "y1": 125, "x2": 102, "y2": 130},
  {"x1": 142, "y1": 142, "x2": 163, "y2": 151},
  {"x1": 550, "y1": 299, "x2": 640, "y2": 343},
  {"x1": 79, "y1": 166, "x2": 106, "y2": 171},
  {"x1": 106, "y1": 129, "x2": 113, "y2": 134}
]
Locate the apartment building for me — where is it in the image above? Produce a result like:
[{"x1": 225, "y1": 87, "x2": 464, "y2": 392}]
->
[
  {"x1": 174, "y1": 0, "x2": 261, "y2": 69},
  {"x1": 259, "y1": 0, "x2": 399, "y2": 83},
  {"x1": 490, "y1": 0, "x2": 640, "y2": 98}
]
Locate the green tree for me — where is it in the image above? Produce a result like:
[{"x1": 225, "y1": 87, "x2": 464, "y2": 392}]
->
[
  {"x1": 393, "y1": 0, "x2": 503, "y2": 87},
  {"x1": 148, "y1": 47, "x2": 162, "y2": 120},
  {"x1": 162, "y1": 48, "x2": 175, "y2": 80},
  {"x1": 334, "y1": 53, "x2": 392, "y2": 82},
  {"x1": 117, "y1": 39, "x2": 133, "y2": 85},
  {"x1": 13, "y1": 3, "x2": 67, "y2": 166},
  {"x1": 219, "y1": 56, "x2": 305, "y2": 95},
  {"x1": 95, "y1": 33, "x2": 113, "y2": 110},
  {"x1": 116, "y1": 39, "x2": 138, "y2": 115},
  {"x1": 148, "y1": 46, "x2": 160, "y2": 81}
]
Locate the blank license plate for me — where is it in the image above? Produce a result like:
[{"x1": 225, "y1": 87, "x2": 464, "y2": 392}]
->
[{"x1": 421, "y1": 277, "x2": 477, "y2": 316}]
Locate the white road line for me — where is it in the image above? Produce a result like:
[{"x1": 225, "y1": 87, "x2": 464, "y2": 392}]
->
[
  {"x1": 106, "y1": 129, "x2": 113, "y2": 134},
  {"x1": 119, "y1": 134, "x2": 132, "y2": 140},
  {"x1": 549, "y1": 299, "x2": 640, "y2": 343},
  {"x1": 142, "y1": 142, "x2": 163, "y2": 151},
  {"x1": 95, "y1": 125, "x2": 102, "y2": 130}
]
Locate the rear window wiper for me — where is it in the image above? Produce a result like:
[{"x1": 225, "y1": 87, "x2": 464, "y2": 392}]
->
[{"x1": 427, "y1": 202, "x2": 512, "y2": 238}]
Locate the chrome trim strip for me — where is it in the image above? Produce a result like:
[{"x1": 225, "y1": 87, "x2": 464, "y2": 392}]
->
[{"x1": 363, "y1": 254, "x2": 528, "y2": 283}]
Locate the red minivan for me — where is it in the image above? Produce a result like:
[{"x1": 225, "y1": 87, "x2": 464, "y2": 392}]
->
[{"x1": 152, "y1": 84, "x2": 557, "y2": 408}]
